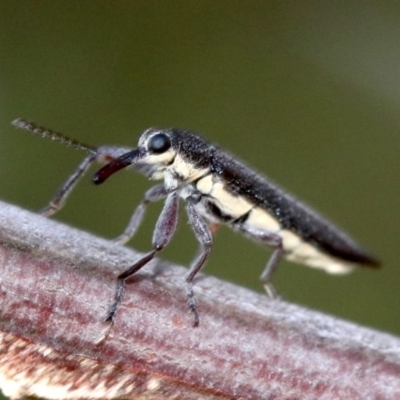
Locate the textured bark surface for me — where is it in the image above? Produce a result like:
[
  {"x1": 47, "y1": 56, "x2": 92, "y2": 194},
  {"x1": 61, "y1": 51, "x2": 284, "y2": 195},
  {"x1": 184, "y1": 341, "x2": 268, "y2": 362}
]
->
[{"x1": 0, "y1": 200, "x2": 399, "y2": 400}]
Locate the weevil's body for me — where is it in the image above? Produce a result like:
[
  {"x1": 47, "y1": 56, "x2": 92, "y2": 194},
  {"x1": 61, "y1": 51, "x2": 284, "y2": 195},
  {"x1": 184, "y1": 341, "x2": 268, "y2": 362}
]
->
[
  {"x1": 13, "y1": 119, "x2": 379, "y2": 327},
  {"x1": 92, "y1": 127, "x2": 379, "y2": 325},
  {"x1": 116, "y1": 128, "x2": 377, "y2": 273}
]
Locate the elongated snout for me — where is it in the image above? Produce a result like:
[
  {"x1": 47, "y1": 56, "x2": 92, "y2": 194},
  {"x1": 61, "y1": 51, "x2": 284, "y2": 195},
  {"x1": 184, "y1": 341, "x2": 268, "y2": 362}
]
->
[{"x1": 93, "y1": 147, "x2": 145, "y2": 184}]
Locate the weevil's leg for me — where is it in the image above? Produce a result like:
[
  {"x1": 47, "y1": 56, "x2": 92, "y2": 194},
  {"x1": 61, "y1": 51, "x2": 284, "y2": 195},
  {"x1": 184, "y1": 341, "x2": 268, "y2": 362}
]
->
[
  {"x1": 260, "y1": 245, "x2": 284, "y2": 299},
  {"x1": 104, "y1": 190, "x2": 180, "y2": 326},
  {"x1": 40, "y1": 153, "x2": 97, "y2": 216},
  {"x1": 240, "y1": 226, "x2": 284, "y2": 298},
  {"x1": 113, "y1": 184, "x2": 168, "y2": 245},
  {"x1": 185, "y1": 196, "x2": 213, "y2": 327},
  {"x1": 41, "y1": 145, "x2": 132, "y2": 217}
]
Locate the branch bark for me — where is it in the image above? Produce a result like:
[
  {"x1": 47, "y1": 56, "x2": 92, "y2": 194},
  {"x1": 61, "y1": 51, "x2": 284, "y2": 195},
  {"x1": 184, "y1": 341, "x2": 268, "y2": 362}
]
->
[{"x1": 0, "y1": 200, "x2": 399, "y2": 400}]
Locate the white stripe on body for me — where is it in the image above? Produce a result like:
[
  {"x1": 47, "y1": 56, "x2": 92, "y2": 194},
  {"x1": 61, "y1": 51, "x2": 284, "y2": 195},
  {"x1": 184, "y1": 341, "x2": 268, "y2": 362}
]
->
[{"x1": 194, "y1": 174, "x2": 353, "y2": 274}]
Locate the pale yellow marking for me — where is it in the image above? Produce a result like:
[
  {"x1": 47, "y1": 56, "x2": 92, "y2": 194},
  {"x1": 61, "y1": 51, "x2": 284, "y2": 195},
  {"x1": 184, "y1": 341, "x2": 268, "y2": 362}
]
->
[
  {"x1": 196, "y1": 174, "x2": 214, "y2": 194},
  {"x1": 169, "y1": 153, "x2": 210, "y2": 182},
  {"x1": 245, "y1": 206, "x2": 281, "y2": 232},
  {"x1": 286, "y1": 241, "x2": 353, "y2": 274},
  {"x1": 289, "y1": 241, "x2": 320, "y2": 260},
  {"x1": 143, "y1": 151, "x2": 175, "y2": 167},
  {"x1": 279, "y1": 230, "x2": 302, "y2": 250},
  {"x1": 210, "y1": 181, "x2": 254, "y2": 219}
]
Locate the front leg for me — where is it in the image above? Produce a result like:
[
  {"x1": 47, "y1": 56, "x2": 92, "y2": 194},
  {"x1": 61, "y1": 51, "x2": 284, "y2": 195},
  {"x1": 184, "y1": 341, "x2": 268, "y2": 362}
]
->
[
  {"x1": 41, "y1": 145, "x2": 132, "y2": 217},
  {"x1": 113, "y1": 184, "x2": 168, "y2": 244},
  {"x1": 40, "y1": 153, "x2": 97, "y2": 216}
]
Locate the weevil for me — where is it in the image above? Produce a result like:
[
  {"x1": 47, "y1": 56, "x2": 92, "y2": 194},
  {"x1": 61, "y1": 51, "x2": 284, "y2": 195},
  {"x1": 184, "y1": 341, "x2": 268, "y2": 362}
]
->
[{"x1": 13, "y1": 119, "x2": 379, "y2": 327}]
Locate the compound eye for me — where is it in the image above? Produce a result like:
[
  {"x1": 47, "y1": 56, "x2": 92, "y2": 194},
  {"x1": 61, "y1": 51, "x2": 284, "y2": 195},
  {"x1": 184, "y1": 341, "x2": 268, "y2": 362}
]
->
[{"x1": 148, "y1": 133, "x2": 171, "y2": 154}]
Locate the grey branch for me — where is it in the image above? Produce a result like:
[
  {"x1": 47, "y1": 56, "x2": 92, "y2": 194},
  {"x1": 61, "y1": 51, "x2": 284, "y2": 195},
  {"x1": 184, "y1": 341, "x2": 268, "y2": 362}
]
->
[{"x1": 0, "y1": 200, "x2": 399, "y2": 400}]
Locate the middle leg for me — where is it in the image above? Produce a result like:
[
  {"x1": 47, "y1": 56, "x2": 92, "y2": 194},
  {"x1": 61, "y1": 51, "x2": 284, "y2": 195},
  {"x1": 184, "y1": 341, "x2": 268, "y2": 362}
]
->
[{"x1": 113, "y1": 184, "x2": 168, "y2": 245}]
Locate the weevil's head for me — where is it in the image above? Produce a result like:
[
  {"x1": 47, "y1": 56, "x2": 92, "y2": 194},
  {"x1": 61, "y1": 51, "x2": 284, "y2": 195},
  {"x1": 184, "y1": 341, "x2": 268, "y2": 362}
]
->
[{"x1": 93, "y1": 128, "x2": 212, "y2": 187}]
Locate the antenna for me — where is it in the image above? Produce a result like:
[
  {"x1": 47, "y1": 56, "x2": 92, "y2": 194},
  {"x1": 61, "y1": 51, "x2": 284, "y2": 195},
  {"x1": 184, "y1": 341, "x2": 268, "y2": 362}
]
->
[{"x1": 12, "y1": 118, "x2": 96, "y2": 154}]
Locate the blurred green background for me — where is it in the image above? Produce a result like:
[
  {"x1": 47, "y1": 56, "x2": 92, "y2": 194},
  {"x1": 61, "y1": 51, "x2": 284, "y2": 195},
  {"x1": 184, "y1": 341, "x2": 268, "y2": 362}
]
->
[{"x1": 0, "y1": 2, "x2": 399, "y2": 396}]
